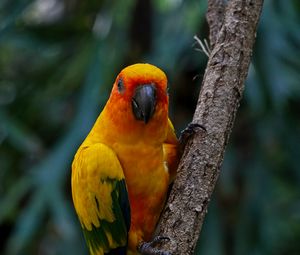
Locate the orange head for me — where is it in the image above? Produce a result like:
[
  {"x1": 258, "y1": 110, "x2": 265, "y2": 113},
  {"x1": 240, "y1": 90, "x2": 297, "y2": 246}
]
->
[{"x1": 104, "y1": 64, "x2": 169, "y2": 139}]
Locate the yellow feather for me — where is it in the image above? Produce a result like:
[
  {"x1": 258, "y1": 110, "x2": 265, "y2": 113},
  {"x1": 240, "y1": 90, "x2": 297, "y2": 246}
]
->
[{"x1": 72, "y1": 143, "x2": 124, "y2": 231}]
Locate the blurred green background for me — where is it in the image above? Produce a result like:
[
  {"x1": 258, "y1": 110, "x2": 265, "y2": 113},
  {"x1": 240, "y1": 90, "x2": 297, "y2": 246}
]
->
[{"x1": 0, "y1": 0, "x2": 299, "y2": 254}]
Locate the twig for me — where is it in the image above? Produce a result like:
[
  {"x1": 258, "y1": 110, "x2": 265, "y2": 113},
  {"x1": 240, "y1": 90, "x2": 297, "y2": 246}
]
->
[{"x1": 193, "y1": 35, "x2": 211, "y2": 57}]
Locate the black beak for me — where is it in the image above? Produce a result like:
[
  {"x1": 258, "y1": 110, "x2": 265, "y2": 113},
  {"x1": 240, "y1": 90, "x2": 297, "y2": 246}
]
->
[{"x1": 132, "y1": 84, "x2": 157, "y2": 124}]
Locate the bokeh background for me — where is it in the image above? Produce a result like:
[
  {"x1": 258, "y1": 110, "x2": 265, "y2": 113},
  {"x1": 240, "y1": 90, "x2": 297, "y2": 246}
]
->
[{"x1": 0, "y1": 0, "x2": 299, "y2": 254}]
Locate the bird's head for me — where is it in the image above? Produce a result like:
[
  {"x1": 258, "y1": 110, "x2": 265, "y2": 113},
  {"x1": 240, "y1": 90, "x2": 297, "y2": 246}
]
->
[{"x1": 107, "y1": 63, "x2": 169, "y2": 126}]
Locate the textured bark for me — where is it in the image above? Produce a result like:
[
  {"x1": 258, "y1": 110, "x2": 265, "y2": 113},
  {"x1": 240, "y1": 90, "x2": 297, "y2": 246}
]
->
[
  {"x1": 206, "y1": 0, "x2": 225, "y2": 47},
  {"x1": 157, "y1": 0, "x2": 264, "y2": 254}
]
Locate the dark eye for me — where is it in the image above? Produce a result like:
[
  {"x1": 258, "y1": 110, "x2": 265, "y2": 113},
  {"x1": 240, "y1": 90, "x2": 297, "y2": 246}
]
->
[
  {"x1": 166, "y1": 84, "x2": 169, "y2": 94},
  {"x1": 117, "y1": 78, "x2": 125, "y2": 93}
]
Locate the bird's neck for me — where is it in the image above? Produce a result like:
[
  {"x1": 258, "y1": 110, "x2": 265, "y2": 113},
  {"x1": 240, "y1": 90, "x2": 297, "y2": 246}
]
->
[{"x1": 86, "y1": 102, "x2": 169, "y2": 147}]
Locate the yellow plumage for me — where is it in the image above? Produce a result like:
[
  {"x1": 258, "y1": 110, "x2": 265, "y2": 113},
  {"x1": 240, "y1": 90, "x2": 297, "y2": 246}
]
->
[{"x1": 71, "y1": 64, "x2": 179, "y2": 255}]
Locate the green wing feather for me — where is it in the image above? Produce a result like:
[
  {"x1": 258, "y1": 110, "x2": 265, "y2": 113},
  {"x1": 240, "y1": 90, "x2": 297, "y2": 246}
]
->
[{"x1": 71, "y1": 143, "x2": 130, "y2": 255}]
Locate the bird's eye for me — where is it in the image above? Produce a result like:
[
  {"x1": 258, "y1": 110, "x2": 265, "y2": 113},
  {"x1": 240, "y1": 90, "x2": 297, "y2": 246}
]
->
[
  {"x1": 117, "y1": 78, "x2": 125, "y2": 93},
  {"x1": 166, "y1": 84, "x2": 169, "y2": 95}
]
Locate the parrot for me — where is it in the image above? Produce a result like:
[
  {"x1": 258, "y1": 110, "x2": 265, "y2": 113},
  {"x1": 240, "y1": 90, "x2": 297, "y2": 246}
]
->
[{"x1": 71, "y1": 63, "x2": 179, "y2": 255}]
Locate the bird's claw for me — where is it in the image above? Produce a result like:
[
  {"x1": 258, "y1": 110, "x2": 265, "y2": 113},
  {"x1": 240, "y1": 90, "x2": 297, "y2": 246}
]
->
[
  {"x1": 151, "y1": 236, "x2": 170, "y2": 246},
  {"x1": 138, "y1": 235, "x2": 171, "y2": 255}
]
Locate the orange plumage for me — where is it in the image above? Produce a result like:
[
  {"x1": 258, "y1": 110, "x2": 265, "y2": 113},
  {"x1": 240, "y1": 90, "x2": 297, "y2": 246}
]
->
[{"x1": 71, "y1": 63, "x2": 179, "y2": 255}]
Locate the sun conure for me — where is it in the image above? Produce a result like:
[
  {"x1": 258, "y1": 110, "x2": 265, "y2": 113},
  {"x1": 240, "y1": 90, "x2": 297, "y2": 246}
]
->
[{"x1": 71, "y1": 63, "x2": 179, "y2": 255}]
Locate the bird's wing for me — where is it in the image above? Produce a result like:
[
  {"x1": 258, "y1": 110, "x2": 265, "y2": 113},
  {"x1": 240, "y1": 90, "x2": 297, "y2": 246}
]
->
[
  {"x1": 72, "y1": 143, "x2": 130, "y2": 255},
  {"x1": 163, "y1": 118, "x2": 179, "y2": 182}
]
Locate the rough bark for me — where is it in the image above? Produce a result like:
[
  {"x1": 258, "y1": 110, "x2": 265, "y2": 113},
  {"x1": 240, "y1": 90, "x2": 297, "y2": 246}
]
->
[
  {"x1": 206, "y1": 0, "x2": 225, "y2": 47},
  {"x1": 157, "y1": 0, "x2": 264, "y2": 254}
]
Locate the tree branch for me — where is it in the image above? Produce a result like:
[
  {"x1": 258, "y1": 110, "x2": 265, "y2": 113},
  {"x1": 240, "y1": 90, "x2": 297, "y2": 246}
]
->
[{"x1": 157, "y1": 0, "x2": 264, "y2": 254}]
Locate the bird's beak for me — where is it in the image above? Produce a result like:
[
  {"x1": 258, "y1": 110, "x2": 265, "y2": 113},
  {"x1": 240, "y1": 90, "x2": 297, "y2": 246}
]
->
[{"x1": 132, "y1": 84, "x2": 157, "y2": 124}]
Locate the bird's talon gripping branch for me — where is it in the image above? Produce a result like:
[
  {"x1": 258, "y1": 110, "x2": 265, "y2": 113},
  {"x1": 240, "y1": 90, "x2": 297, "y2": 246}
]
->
[
  {"x1": 138, "y1": 236, "x2": 171, "y2": 255},
  {"x1": 179, "y1": 122, "x2": 206, "y2": 150},
  {"x1": 151, "y1": 236, "x2": 170, "y2": 245}
]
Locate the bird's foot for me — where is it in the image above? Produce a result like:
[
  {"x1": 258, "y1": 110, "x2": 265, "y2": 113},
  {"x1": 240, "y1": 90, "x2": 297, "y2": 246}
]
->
[
  {"x1": 179, "y1": 122, "x2": 206, "y2": 150},
  {"x1": 138, "y1": 236, "x2": 171, "y2": 255}
]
